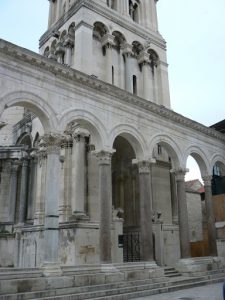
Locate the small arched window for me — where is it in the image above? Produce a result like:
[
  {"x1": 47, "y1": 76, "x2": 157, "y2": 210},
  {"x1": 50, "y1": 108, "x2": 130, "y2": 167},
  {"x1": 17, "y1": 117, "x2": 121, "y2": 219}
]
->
[
  {"x1": 133, "y1": 75, "x2": 137, "y2": 95},
  {"x1": 112, "y1": 66, "x2": 114, "y2": 85}
]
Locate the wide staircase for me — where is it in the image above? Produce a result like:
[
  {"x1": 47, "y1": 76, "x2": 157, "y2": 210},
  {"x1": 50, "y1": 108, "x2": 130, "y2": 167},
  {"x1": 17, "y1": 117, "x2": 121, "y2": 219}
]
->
[{"x1": 0, "y1": 267, "x2": 225, "y2": 300}]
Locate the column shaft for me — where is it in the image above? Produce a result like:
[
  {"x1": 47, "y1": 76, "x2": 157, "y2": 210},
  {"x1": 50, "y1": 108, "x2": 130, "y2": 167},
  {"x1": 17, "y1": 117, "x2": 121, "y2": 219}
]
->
[
  {"x1": 138, "y1": 161, "x2": 154, "y2": 261},
  {"x1": 42, "y1": 134, "x2": 62, "y2": 265},
  {"x1": 96, "y1": 151, "x2": 113, "y2": 264},
  {"x1": 18, "y1": 159, "x2": 29, "y2": 224},
  {"x1": 203, "y1": 176, "x2": 218, "y2": 256},
  {"x1": 175, "y1": 170, "x2": 191, "y2": 258},
  {"x1": 9, "y1": 161, "x2": 19, "y2": 223},
  {"x1": 124, "y1": 54, "x2": 133, "y2": 93},
  {"x1": 106, "y1": 45, "x2": 113, "y2": 84},
  {"x1": 71, "y1": 133, "x2": 87, "y2": 217}
]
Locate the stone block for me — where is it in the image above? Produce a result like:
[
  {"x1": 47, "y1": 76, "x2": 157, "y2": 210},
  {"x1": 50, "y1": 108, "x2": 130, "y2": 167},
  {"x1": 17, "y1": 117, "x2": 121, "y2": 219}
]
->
[
  {"x1": 46, "y1": 276, "x2": 74, "y2": 289},
  {"x1": 74, "y1": 274, "x2": 90, "y2": 286},
  {"x1": 88, "y1": 273, "x2": 106, "y2": 285},
  {"x1": 105, "y1": 272, "x2": 125, "y2": 283}
]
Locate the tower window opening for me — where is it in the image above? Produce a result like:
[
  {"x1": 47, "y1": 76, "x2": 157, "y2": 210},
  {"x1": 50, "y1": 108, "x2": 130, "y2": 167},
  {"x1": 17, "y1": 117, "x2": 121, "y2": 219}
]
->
[
  {"x1": 112, "y1": 66, "x2": 114, "y2": 85},
  {"x1": 158, "y1": 144, "x2": 162, "y2": 155},
  {"x1": 133, "y1": 75, "x2": 137, "y2": 95}
]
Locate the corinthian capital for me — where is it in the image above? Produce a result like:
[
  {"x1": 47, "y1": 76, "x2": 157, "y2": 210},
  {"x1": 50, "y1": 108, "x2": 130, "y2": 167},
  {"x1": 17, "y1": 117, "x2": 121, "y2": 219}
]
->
[
  {"x1": 94, "y1": 150, "x2": 115, "y2": 165},
  {"x1": 171, "y1": 167, "x2": 189, "y2": 181},
  {"x1": 42, "y1": 133, "x2": 64, "y2": 155},
  {"x1": 138, "y1": 160, "x2": 151, "y2": 174},
  {"x1": 203, "y1": 175, "x2": 212, "y2": 187}
]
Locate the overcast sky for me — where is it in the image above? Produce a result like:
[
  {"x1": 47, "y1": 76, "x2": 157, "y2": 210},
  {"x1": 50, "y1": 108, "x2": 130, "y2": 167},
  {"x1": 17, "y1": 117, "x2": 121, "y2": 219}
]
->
[{"x1": 0, "y1": 0, "x2": 224, "y2": 180}]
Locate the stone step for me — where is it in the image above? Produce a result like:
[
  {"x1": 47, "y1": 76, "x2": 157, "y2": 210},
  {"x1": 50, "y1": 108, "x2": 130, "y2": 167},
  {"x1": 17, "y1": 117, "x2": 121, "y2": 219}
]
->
[
  {"x1": 164, "y1": 267, "x2": 182, "y2": 278},
  {"x1": 0, "y1": 276, "x2": 207, "y2": 300},
  {"x1": 30, "y1": 278, "x2": 215, "y2": 300}
]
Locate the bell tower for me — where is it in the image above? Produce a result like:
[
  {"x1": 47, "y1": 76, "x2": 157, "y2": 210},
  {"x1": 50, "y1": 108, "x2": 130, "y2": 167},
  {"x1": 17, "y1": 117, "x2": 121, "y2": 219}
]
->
[{"x1": 40, "y1": 0, "x2": 170, "y2": 108}]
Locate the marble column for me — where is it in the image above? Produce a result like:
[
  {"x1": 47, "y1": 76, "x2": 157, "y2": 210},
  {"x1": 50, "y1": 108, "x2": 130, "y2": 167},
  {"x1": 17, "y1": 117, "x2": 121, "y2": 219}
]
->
[
  {"x1": 101, "y1": 34, "x2": 115, "y2": 84},
  {"x1": 203, "y1": 175, "x2": 218, "y2": 256},
  {"x1": 42, "y1": 133, "x2": 63, "y2": 273},
  {"x1": 170, "y1": 172, "x2": 178, "y2": 224},
  {"x1": 122, "y1": 0, "x2": 130, "y2": 16},
  {"x1": 122, "y1": 43, "x2": 133, "y2": 93},
  {"x1": 9, "y1": 161, "x2": 20, "y2": 223},
  {"x1": 59, "y1": 137, "x2": 72, "y2": 222},
  {"x1": 174, "y1": 168, "x2": 191, "y2": 258},
  {"x1": 71, "y1": 131, "x2": 87, "y2": 218},
  {"x1": 138, "y1": 161, "x2": 154, "y2": 261},
  {"x1": 27, "y1": 155, "x2": 38, "y2": 223},
  {"x1": 18, "y1": 158, "x2": 29, "y2": 225},
  {"x1": 95, "y1": 150, "x2": 113, "y2": 264},
  {"x1": 138, "y1": 51, "x2": 153, "y2": 101},
  {"x1": 64, "y1": 35, "x2": 74, "y2": 66},
  {"x1": 48, "y1": 0, "x2": 54, "y2": 28},
  {"x1": 34, "y1": 146, "x2": 47, "y2": 225}
]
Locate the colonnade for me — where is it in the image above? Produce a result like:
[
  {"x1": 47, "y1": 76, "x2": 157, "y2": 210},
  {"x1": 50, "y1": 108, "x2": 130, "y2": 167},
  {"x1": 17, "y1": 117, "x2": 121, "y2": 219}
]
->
[{"x1": 0, "y1": 131, "x2": 218, "y2": 266}]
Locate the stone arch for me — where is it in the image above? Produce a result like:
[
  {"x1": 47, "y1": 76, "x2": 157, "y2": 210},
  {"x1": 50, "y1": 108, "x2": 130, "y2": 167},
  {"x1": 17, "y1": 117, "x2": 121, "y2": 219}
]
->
[
  {"x1": 112, "y1": 30, "x2": 126, "y2": 49},
  {"x1": 68, "y1": 22, "x2": 75, "y2": 36},
  {"x1": 44, "y1": 46, "x2": 50, "y2": 58},
  {"x1": 109, "y1": 124, "x2": 147, "y2": 159},
  {"x1": 60, "y1": 30, "x2": 67, "y2": 43},
  {"x1": 93, "y1": 21, "x2": 109, "y2": 40},
  {"x1": 59, "y1": 109, "x2": 107, "y2": 150},
  {"x1": 0, "y1": 91, "x2": 58, "y2": 133},
  {"x1": 16, "y1": 132, "x2": 32, "y2": 147},
  {"x1": 149, "y1": 134, "x2": 183, "y2": 169},
  {"x1": 148, "y1": 49, "x2": 159, "y2": 68},
  {"x1": 210, "y1": 154, "x2": 225, "y2": 176},
  {"x1": 132, "y1": 41, "x2": 144, "y2": 57},
  {"x1": 184, "y1": 146, "x2": 210, "y2": 177}
]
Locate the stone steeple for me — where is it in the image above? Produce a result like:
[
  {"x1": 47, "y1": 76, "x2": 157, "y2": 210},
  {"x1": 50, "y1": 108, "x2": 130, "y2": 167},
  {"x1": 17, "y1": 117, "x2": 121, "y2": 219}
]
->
[{"x1": 40, "y1": 0, "x2": 170, "y2": 107}]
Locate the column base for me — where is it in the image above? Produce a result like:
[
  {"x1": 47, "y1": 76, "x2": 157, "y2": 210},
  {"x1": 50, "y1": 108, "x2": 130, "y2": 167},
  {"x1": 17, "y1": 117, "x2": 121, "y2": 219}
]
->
[
  {"x1": 72, "y1": 211, "x2": 89, "y2": 221},
  {"x1": 42, "y1": 263, "x2": 62, "y2": 277}
]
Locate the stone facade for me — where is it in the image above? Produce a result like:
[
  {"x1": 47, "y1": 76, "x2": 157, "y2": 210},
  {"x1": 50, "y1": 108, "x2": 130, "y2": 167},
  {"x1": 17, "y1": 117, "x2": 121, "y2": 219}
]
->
[{"x1": 0, "y1": 0, "x2": 225, "y2": 271}]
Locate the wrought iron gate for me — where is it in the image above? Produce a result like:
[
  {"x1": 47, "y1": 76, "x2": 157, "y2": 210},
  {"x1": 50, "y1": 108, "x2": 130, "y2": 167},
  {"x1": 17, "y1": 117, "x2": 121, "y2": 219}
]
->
[{"x1": 123, "y1": 232, "x2": 140, "y2": 262}]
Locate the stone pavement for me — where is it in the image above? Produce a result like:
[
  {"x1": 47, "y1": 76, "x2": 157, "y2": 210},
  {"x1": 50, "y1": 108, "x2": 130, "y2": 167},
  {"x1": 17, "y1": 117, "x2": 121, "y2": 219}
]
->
[{"x1": 133, "y1": 283, "x2": 224, "y2": 300}]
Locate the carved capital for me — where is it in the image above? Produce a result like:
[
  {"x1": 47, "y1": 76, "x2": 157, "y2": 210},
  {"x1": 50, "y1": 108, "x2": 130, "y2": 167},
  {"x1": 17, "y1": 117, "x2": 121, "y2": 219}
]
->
[
  {"x1": 203, "y1": 175, "x2": 212, "y2": 187},
  {"x1": 94, "y1": 150, "x2": 114, "y2": 165},
  {"x1": 42, "y1": 133, "x2": 64, "y2": 155},
  {"x1": 63, "y1": 35, "x2": 74, "y2": 48},
  {"x1": 137, "y1": 50, "x2": 150, "y2": 65},
  {"x1": 121, "y1": 43, "x2": 133, "y2": 57},
  {"x1": 101, "y1": 34, "x2": 115, "y2": 48},
  {"x1": 138, "y1": 160, "x2": 151, "y2": 174},
  {"x1": 171, "y1": 168, "x2": 188, "y2": 181}
]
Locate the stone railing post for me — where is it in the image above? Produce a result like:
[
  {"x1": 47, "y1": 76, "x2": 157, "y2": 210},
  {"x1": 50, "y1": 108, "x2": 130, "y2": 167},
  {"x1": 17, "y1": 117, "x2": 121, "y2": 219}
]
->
[{"x1": 203, "y1": 175, "x2": 218, "y2": 256}]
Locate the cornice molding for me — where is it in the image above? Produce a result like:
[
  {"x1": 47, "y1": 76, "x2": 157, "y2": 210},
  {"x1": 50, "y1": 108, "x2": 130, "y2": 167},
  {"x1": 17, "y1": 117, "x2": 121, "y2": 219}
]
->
[
  {"x1": 39, "y1": 0, "x2": 166, "y2": 50},
  {"x1": 1, "y1": 38, "x2": 225, "y2": 144}
]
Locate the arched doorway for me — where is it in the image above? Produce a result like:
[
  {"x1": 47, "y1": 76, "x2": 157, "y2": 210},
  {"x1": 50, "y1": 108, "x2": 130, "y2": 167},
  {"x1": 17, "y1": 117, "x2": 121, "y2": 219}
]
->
[{"x1": 112, "y1": 136, "x2": 140, "y2": 262}]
